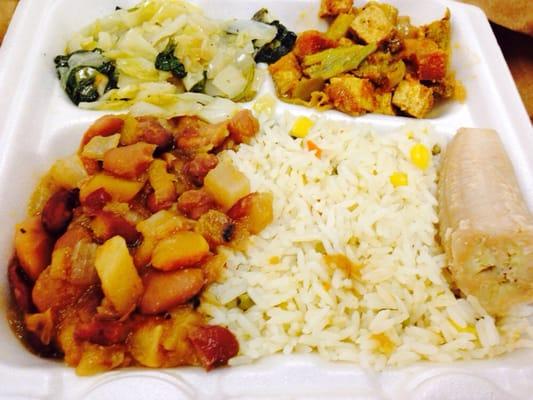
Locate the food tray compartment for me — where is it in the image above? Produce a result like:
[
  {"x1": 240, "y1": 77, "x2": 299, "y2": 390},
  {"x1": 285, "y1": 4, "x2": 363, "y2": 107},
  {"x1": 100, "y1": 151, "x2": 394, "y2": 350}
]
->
[{"x1": 0, "y1": 0, "x2": 532, "y2": 398}]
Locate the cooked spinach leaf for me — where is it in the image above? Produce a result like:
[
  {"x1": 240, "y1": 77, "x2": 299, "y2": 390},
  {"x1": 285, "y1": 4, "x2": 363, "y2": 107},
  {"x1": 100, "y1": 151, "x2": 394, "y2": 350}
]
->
[
  {"x1": 54, "y1": 49, "x2": 118, "y2": 105},
  {"x1": 155, "y1": 40, "x2": 187, "y2": 79},
  {"x1": 252, "y1": 9, "x2": 296, "y2": 64}
]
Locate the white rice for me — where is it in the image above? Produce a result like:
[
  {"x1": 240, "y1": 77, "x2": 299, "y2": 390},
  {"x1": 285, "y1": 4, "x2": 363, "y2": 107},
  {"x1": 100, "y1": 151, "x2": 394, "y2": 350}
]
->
[{"x1": 200, "y1": 112, "x2": 533, "y2": 369}]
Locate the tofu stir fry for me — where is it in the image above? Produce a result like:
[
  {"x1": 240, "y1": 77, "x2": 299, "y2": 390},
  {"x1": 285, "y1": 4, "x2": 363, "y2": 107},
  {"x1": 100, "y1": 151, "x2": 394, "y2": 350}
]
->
[
  {"x1": 8, "y1": 110, "x2": 274, "y2": 375},
  {"x1": 267, "y1": 0, "x2": 463, "y2": 118}
]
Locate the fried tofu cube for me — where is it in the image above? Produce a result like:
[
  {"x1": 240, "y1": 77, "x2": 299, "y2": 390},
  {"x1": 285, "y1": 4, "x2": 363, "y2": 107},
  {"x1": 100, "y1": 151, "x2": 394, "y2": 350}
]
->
[
  {"x1": 319, "y1": 0, "x2": 353, "y2": 18},
  {"x1": 268, "y1": 53, "x2": 302, "y2": 97},
  {"x1": 392, "y1": 79, "x2": 434, "y2": 118},
  {"x1": 403, "y1": 38, "x2": 447, "y2": 81},
  {"x1": 325, "y1": 75, "x2": 377, "y2": 115},
  {"x1": 350, "y1": 3, "x2": 396, "y2": 44},
  {"x1": 373, "y1": 2, "x2": 398, "y2": 23},
  {"x1": 424, "y1": 10, "x2": 451, "y2": 51},
  {"x1": 374, "y1": 92, "x2": 395, "y2": 115}
]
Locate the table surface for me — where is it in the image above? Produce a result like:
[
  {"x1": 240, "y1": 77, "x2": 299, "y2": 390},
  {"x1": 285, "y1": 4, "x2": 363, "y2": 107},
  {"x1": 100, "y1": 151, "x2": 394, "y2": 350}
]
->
[{"x1": 0, "y1": 0, "x2": 531, "y2": 120}]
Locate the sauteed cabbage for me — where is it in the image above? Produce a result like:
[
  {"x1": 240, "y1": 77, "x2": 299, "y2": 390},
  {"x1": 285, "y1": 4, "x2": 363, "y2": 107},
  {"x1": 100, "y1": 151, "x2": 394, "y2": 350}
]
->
[{"x1": 58, "y1": 0, "x2": 294, "y2": 119}]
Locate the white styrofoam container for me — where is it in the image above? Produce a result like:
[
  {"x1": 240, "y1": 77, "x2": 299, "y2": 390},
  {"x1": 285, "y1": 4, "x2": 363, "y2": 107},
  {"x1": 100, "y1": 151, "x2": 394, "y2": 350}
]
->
[{"x1": 0, "y1": 0, "x2": 532, "y2": 398}]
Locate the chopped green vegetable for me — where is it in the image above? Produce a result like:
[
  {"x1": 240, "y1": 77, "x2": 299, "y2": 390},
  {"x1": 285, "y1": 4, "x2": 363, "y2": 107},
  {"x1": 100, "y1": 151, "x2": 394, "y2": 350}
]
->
[
  {"x1": 236, "y1": 293, "x2": 255, "y2": 311},
  {"x1": 293, "y1": 77, "x2": 325, "y2": 101},
  {"x1": 252, "y1": 8, "x2": 296, "y2": 64},
  {"x1": 154, "y1": 40, "x2": 187, "y2": 79},
  {"x1": 54, "y1": 49, "x2": 118, "y2": 105},
  {"x1": 314, "y1": 242, "x2": 326, "y2": 254},
  {"x1": 302, "y1": 44, "x2": 377, "y2": 80},
  {"x1": 326, "y1": 13, "x2": 355, "y2": 40}
]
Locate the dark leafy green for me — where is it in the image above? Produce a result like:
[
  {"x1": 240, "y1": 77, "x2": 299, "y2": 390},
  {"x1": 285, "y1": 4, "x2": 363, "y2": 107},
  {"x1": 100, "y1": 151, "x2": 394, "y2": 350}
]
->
[
  {"x1": 54, "y1": 49, "x2": 118, "y2": 105},
  {"x1": 154, "y1": 40, "x2": 187, "y2": 79},
  {"x1": 252, "y1": 9, "x2": 296, "y2": 64}
]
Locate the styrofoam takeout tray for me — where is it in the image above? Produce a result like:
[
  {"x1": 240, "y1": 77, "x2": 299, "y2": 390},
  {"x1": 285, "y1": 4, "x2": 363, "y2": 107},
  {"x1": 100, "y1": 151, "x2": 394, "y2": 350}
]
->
[{"x1": 0, "y1": 0, "x2": 532, "y2": 398}]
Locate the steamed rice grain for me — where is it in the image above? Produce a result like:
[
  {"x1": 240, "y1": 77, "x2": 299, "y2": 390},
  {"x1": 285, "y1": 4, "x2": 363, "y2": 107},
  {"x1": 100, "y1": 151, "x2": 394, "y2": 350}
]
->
[{"x1": 200, "y1": 112, "x2": 533, "y2": 369}]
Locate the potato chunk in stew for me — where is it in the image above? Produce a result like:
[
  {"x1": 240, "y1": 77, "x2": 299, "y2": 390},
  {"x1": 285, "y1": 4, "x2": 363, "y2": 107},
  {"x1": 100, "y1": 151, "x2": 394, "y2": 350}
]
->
[
  {"x1": 94, "y1": 236, "x2": 143, "y2": 316},
  {"x1": 151, "y1": 232, "x2": 210, "y2": 271},
  {"x1": 80, "y1": 173, "x2": 145, "y2": 203},
  {"x1": 204, "y1": 161, "x2": 251, "y2": 210}
]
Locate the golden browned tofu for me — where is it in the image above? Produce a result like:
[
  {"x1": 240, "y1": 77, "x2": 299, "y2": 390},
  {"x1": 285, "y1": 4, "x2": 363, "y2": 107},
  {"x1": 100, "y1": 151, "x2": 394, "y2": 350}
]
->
[
  {"x1": 402, "y1": 38, "x2": 447, "y2": 81},
  {"x1": 423, "y1": 10, "x2": 451, "y2": 51},
  {"x1": 325, "y1": 75, "x2": 377, "y2": 115},
  {"x1": 374, "y1": 92, "x2": 395, "y2": 115},
  {"x1": 268, "y1": 53, "x2": 302, "y2": 97},
  {"x1": 392, "y1": 79, "x2": 434, "y2": 118},
  {"x1": 319, "y1": 0, "x2": 353, "y2": 18},
  {"x1": 350, "y1": 2, "x2": 397, "y2": 44}
]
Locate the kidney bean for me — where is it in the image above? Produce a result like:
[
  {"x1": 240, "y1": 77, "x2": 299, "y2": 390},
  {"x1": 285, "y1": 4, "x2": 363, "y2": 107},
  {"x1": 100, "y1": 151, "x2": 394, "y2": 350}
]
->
[
  {"x1": 7, "y1": 258, "x2": 34, "y2": 313},
  {"x1": 189, "y1": 325, "x2": 239, "y2": 370},
  {"x1": 183, "y1": 153, "x2": 218, "y2": 187},
  {"x1": 41, "y1": 189, "x2": 78, "y2": 235}
]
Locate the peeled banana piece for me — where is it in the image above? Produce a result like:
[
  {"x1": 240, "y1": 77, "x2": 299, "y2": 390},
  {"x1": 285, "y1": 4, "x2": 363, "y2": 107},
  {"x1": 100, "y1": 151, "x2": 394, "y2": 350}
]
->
[{"x1": 438, "y1": 128, "x2": 533, "y2": 315}]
